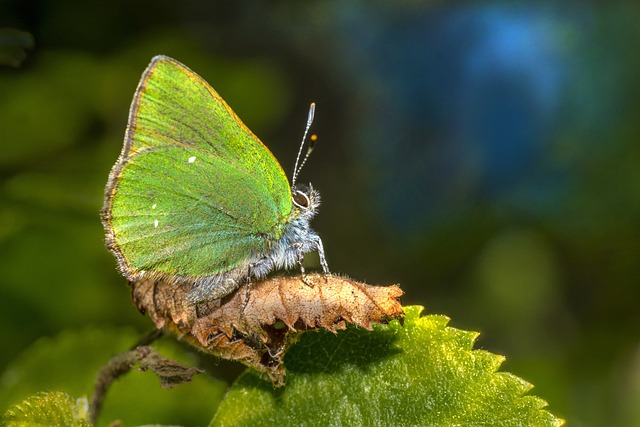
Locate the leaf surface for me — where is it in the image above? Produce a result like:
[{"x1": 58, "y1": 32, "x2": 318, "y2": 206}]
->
[
  {"x1": 210, "y1": 306, "x2": 565, "y2": 427},
  {"x1": 1, "y1": 391, "x2": 90, "y2": 427}
]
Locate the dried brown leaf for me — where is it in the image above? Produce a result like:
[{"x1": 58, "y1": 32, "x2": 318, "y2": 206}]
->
[
  {"x1": 131, "y1": 274, "x2": 403, "y2": 385},
  {"x1": 136, "y1": 347, "x2": 202, "y2": 388}
]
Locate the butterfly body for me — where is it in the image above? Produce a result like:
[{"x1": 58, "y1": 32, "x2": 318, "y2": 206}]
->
[
  {"x1": 187, "y1": 184, "x2": 327, "y2": 302},
  {"x1": 101, "y1": 55, "x2": 328, "y2": 303}
]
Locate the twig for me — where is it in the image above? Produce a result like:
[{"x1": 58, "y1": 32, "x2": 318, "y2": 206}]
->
[{"x1": 88, "y1": 329, "x2": 163, "y2": 425}]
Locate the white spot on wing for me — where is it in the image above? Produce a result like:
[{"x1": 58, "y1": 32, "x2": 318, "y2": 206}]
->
[
  {"x1": 153, "y1": 219, "x2": 159, "y2": 228},
  {"x1": 188, "y1": 156, "x2": 196, "y2": 163}
]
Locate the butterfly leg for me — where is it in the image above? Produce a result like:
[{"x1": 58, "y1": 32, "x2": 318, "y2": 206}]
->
[
  {"x1": 265, "y1": 342, "x2": 285, "y2": 361},
  {"x1": 309, "y1": 235, "x2": 329, "y2": 283},
  {"x1": 241, "y1": 280, "x2": 251, "y2": 312},
  {"x1": 243, "y1": 260, "x2": 261, "y2": 311},
  {"x1": 243, "y1": 255, "x2": 274, "y2": 310},
  {"x1": 291, "y1": 243, "x2": 315, "y2": 287},
  {"x1": 295, "y1": 244, "x2": 306, "y2": 275},
  {"x1": 313, "y1": 235, "x2": 329, "y2": 274}
]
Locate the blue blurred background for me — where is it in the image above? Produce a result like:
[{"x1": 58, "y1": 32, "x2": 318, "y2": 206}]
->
[{"x1": 1, "y1": 1, "x2": 639, "y2": 425}]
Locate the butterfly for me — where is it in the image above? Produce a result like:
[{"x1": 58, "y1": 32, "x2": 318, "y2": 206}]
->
[{"x1": 101, "y1": 55, "x2": 328, "y2": 303}]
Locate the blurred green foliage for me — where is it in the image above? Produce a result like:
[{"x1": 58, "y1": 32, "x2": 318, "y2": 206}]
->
[
  {"x1": 1, "y1": 1, "x2": 639, "y2": 426},
  {"x1": 0, "y1": 327, "x2": 226, "y2": 426},
  {"x1": 0, "y1": 28, "x2": 33, "y2": 67}
]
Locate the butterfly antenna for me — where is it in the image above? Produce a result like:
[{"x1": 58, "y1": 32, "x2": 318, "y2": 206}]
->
[
  {"x1": 292, "y1": 102, "x2": 316, "y2": 186},
  {"x1": 295, "y1": 136, "x2": 316, "y2": 180}
]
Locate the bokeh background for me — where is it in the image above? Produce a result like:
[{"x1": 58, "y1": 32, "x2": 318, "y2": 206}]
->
[{"x1": 2, "y1": 1, "x2": 639, "y2": 426}]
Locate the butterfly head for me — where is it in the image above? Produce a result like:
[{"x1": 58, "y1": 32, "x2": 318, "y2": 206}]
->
[{"x1": 292, "y1": 183, "x2": 320, "y2": 219}]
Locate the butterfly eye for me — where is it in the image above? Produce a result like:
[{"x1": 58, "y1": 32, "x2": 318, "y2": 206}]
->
[{"x1": 292, "y1": 190, "x2": 310, "y2": 209}]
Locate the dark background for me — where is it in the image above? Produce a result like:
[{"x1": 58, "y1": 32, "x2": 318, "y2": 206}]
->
[{"x1": 2, "y1": 1, "x2": 640, "y2": 426}]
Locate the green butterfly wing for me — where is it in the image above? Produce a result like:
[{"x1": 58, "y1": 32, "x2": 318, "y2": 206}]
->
[{"x1": 102, "y1": 55, "x2": 293, "y2": 282}]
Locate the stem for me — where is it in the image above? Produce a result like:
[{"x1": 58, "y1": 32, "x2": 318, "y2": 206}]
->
[{"x1": 88, "y1": 329, "x2": 162, "y2": 425}]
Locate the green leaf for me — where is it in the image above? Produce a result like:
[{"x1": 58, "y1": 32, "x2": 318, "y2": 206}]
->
[
  {"x1": 210, "y1": 306, "x2": 564, "y2": 426},
  {"x1": 1, "y1": 391, "x2": 90, "y2": 427}
]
